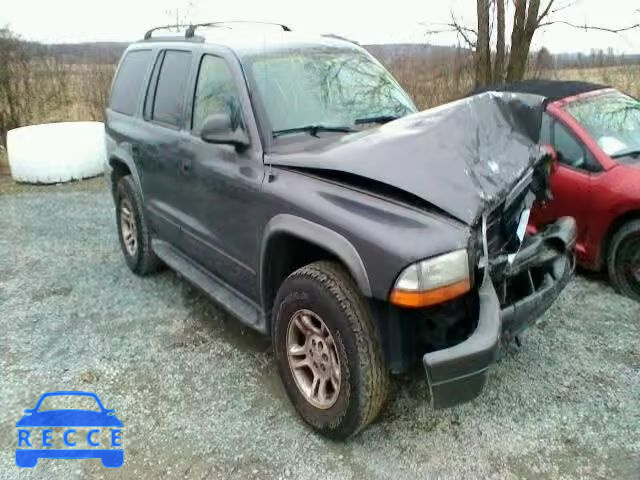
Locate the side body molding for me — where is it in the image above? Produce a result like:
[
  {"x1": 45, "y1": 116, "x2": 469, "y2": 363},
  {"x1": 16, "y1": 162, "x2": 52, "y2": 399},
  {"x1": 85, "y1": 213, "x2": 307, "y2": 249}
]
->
[{"x1": 260, "y1": 214, "x2": 372, "y2": 305}]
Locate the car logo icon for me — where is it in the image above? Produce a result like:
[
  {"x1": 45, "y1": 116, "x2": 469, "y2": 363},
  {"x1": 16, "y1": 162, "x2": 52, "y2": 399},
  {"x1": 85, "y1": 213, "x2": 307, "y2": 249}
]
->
[{"x1": 15, "y1": 391, "x2": 123, "y2": 468}]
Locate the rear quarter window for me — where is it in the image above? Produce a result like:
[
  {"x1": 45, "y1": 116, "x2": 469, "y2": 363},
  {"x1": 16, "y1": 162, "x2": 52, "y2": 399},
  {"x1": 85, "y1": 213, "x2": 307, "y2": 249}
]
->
[{"x1": 109, "y1": 50, "x2": 153, "y2": 116}]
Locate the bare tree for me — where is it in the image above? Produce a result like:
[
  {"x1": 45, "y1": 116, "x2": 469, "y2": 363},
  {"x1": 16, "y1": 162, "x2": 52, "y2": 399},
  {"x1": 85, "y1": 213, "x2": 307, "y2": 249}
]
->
[
  {"x1": 0, "y1": 27, "x2": 30, "y2": 146},
  {"x1": 506, "y1": 0, "x2": 541, "y2": 81},
  {"x1": 428, "y1": 1, "x2": 640, "y2": 88},
  {"x1": 475, "y1": 0, "x2": 492, "y2": 86},
  {"x1": 494, "y1": 0, "x2": 506, "y2": 83}
]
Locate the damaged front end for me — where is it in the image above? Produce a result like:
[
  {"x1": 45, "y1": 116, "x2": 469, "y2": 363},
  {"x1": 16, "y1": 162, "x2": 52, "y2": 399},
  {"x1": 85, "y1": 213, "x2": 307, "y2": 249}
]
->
[
  {"x1": 478, "y1": 151, "x2": 576, "y2": 338},
  {"x1": 422, "y1": 159, "x2": 577, "y2": 409},
  {"x1": 269, "y1": 90, "x2": 577, "y2": 410},
  {"x1": 412, "y1": 93, "x2": 578, "y2": 408},
  {"x1": 490, "y1": 216, "x2": 576, "y2": 339}
]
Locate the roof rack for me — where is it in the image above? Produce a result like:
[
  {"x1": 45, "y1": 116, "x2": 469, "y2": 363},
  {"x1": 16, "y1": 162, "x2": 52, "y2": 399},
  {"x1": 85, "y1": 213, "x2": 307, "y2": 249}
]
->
[
  {"x1": 144, "y1": 21, "x2": 292, "y2": 41},
  {"x1": 143, "y1": 24, "x2": 194, "y2": 40},
  {"x1": 185, "y1": 21, "x2": 292, "y2": 38}
]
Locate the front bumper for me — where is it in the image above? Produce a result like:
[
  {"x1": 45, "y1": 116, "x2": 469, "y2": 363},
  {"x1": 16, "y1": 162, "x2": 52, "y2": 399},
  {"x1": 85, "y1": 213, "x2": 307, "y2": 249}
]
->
[{"x1": 423, "y1": 216, "x2": 576, "y2": 409}]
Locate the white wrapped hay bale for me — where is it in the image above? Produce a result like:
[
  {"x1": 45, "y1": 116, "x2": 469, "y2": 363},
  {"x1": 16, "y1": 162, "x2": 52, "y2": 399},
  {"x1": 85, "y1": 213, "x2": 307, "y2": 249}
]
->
[{"x1": 7, "y1": 122, "x2": 106, "y2": 184}]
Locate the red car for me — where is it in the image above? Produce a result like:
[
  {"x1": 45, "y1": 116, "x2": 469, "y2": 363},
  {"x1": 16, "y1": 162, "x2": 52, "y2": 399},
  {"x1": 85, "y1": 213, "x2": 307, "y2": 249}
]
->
[{"x1": 490, "y1": 81, "x2": 640, "y2": 301}]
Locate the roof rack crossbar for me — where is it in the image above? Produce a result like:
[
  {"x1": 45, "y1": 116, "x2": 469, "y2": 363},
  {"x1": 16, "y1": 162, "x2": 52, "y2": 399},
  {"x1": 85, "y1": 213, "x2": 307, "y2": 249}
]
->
[
  {"x1": 144, "y1": 24, "x2": 194, "y2": 40},
  {"x1": 184, "y1": 21, "x2": 292, "y2": 38}
]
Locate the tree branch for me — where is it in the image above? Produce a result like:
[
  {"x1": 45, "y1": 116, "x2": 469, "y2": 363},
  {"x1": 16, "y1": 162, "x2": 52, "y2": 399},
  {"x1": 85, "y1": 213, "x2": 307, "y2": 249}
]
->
[
  {"x1": 537, "y1": 0, "x2": 577, "y2": 25},
  {"x1": 539, "y1": 20, "x2": 640, "y2": 33},
  {"x1": 423, "y1": 13, "x2": 478, "y2": 48},
  {"x1": 537, "y1": 0, "x2": 556, "y2": 24},
  {"x1": 424, "y1": 23, "x2": 478, "y2": 36}
]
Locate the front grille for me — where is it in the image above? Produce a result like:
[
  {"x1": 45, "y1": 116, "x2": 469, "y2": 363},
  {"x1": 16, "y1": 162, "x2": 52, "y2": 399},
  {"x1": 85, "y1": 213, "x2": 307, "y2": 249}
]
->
[
  {"x1": 486, "y1": 207, "x2": 505, "y2": 256},
  {"x1": 485, "y1": 189, "x2": 528, "y2": 256}
]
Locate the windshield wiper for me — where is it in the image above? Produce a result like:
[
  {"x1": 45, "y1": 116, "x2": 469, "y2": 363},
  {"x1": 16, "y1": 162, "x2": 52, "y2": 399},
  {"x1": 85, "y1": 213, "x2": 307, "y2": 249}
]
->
[
  {"x1": 273, "y1": 125, "x2": 356, "y2": 138},
  {"x1": 354, "y1": 115, "x2": 399, "y2": 125},
  {"x1": 612, "y1": 149, "x2": 640, "y2": 159}
]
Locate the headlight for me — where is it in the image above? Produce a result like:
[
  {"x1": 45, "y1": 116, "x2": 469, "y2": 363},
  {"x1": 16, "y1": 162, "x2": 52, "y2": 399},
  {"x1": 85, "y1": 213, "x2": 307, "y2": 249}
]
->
[{"x1": 390, "y1": 249, "x2": 471, "y2": 308}]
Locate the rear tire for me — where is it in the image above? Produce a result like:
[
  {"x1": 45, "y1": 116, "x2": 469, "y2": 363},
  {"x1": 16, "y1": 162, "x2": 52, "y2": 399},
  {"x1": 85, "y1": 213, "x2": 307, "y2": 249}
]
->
[
  {"x1": 115, "y1": 175, "x2": 161, "y2": 276},
  {"x1": 272, "y1": 261, "x2": 389, "y2": 439},
  {"x1": 607, "y1": 220, "x2": 640, "y2": 302}
]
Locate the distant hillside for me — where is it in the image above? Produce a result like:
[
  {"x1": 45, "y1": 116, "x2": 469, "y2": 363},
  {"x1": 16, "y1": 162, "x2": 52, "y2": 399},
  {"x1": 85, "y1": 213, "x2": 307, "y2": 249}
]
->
[
  {"x1": 15, "y1": 37, "x2": 640, "y2": 68},
  {"x1": 25, "y1": 40, "x2": 465, "y2": 65},
  {"x1": 41, "y1": 41, "x2": 462, "y2": 64},
  {"x1": 553, "y1": 51, "x2": 640, "y2": 68},
  {"x1": 44, "y1": 42, "x2": 129, "y2": 63},
  {"x1": 365, "y1": 43, "x2": 470, "y2": 63}
]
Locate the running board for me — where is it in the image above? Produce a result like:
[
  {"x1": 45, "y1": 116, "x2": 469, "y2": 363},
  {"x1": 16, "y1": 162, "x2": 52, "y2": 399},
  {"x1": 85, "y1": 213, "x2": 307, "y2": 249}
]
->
[{"x1": 152, "y1": 240, "x2": 266, "y2": 333}]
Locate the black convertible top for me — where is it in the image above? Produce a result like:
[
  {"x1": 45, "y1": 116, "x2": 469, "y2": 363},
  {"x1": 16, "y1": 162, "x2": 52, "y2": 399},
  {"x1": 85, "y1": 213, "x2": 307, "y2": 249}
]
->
[{"x1": 472, "y1": 79, "x2": 609, "y2": 102}]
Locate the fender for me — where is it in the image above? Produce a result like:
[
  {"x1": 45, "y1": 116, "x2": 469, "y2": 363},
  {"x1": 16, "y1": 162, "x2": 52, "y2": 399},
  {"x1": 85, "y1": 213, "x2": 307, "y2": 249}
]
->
[
  {"x1": 260, "y1": 214, "x2": 372, "y2": 307},
  {"x1": 106, "y1": 148, "x2": 143, "y2": 200}
]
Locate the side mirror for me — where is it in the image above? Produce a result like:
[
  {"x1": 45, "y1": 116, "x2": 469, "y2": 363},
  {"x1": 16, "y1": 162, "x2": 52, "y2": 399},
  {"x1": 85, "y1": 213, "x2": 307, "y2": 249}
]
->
[
  {"x1": 24, "y1": 409, "x2": 34, "y2": 414},
  {"x1": 200, "y1": 114, "x2": 249, "y2": 150}
]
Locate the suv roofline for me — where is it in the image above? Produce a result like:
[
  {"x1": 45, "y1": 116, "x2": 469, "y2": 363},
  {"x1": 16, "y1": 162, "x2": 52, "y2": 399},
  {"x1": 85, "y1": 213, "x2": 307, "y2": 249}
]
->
[{"x1": 134, "y1": 23, "x2": 360, "y2": 56}]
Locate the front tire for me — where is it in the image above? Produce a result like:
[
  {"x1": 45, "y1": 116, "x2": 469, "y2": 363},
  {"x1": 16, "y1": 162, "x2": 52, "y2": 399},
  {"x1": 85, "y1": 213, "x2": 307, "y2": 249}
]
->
[
  {"x1": 115, "y1": 175, "x2": 161, "y2": 276},
  {"x1": 607, "y1": 220, "x2": 640, "y2": 302},
  {"x1": 272, "y1": 261, "x2": 389, "y2": 439}
]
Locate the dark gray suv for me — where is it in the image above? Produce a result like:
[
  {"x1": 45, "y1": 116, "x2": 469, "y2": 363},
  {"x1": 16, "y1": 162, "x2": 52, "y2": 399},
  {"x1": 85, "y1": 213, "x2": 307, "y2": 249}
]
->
[{"x1": 105, "y1": 22, "x2": 577, "y2": 439}]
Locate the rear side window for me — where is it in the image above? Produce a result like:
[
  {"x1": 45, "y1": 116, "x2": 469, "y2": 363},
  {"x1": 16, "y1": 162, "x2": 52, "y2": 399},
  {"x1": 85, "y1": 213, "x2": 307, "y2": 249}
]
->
[
  {"x1": 151, "y1": 50, "x2": 192, "y2": 127},
  {"x1": 109, "y1": 50, "x2": 153, "y2": 115}
]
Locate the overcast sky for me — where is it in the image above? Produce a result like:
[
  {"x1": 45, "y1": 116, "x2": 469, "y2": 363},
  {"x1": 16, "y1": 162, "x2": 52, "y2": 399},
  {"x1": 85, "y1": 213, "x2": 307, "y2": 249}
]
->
[{"x1": 2, "y1": 0, "x2": 639, "y2": 53}]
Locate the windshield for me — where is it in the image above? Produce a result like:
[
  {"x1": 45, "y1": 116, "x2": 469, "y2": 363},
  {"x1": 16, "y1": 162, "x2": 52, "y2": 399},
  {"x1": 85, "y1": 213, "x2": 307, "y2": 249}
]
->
[
  {"x1": 247, "y1": 46, "x2": 417, "y2": 135},
  {"x1": 564, "y1": 91, "x2": 640, "y2": 163}
]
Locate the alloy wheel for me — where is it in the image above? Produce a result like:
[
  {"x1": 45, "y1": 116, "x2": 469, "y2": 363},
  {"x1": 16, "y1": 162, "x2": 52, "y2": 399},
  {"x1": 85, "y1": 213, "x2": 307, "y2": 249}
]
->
[
  {"x1": 286, "y1": 309, "x2": 341, "y2": 409},
  {"x1": 120, "y1": 199, "x2": 138, "y2": 256}
]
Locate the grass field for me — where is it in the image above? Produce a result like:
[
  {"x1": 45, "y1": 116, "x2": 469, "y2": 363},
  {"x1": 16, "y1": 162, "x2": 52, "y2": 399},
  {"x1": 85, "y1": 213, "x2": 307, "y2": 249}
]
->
[
  {"x1": 386, "y1": 64, "x2": 640, "y2": 110},
  {"x1": 550, "y1": 65, "x2": 640, "y2": 97},
  {"x1": 0, "y1": 148, "x2": 8, "y2": 175},
  {"x1": 0, "y1": 62, "x2": 115, "y2": 147},
  {"x1": 0, "y1": 60, "x2": 637, "y2": 180}
]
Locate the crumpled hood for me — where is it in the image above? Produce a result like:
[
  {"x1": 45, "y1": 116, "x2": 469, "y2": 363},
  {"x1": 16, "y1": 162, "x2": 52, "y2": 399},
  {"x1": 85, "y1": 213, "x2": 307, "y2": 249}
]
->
[{"x1": 267, "y1": 92, "x2": 548, "y2": 225}]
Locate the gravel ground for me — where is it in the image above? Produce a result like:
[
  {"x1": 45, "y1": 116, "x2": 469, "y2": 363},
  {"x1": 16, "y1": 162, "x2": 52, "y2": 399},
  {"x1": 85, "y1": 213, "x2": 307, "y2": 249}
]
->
[{"x1": 1, "y1": 180, "x2": 639, "y2": 479}]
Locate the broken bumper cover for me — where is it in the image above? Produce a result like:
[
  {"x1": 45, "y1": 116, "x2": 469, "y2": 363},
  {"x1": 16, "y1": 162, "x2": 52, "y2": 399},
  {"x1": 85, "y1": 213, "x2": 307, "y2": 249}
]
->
[{"x1": 422, "y1": 216, "x2": 577, "y2": 409}]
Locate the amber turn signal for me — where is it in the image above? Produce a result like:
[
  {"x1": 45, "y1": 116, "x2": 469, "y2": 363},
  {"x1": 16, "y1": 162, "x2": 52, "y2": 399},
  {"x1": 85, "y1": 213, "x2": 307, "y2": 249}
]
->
[{"x1": 390, "y1": 279, "x2": 471, "y2": 308}]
